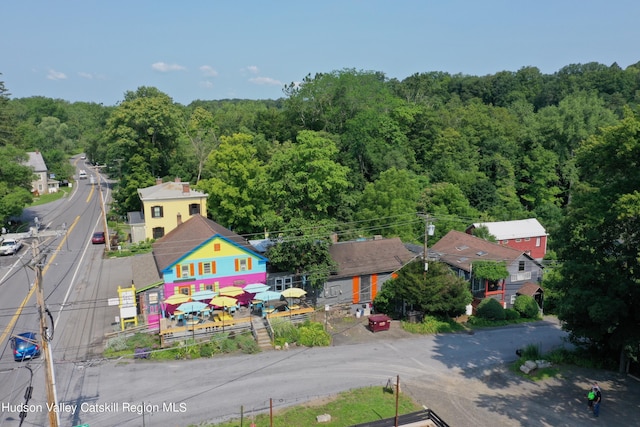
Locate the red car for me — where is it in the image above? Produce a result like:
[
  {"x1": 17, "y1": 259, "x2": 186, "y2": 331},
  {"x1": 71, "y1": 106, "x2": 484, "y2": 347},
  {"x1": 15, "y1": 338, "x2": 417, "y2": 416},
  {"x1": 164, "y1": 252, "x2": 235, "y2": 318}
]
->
[{"x1": 91, "y1": 232, "x2": 105, "y2": 244}]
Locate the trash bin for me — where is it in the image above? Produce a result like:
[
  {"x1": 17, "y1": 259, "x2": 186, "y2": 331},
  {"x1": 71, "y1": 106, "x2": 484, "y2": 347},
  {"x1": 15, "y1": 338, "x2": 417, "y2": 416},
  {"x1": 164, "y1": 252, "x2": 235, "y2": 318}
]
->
[{"x1": 368, "y1": 314, "x2": 391, "y2": 333}]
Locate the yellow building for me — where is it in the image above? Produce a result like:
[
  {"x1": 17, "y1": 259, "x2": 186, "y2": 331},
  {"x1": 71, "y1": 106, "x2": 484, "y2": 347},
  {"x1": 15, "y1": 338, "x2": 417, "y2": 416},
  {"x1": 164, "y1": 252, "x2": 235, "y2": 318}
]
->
[{"x1": 137, "y1": 178, "x2": 208, "y2": 240}]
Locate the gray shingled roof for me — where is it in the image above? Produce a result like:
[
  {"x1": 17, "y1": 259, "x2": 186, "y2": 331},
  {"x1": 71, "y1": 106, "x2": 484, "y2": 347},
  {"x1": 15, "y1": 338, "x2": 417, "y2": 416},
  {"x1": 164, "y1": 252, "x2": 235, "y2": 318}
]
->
[
  {"x1": 430, "y1": 230, "x2": 525, "y2": 273},
  {"x1": 329, "y1": 237, "x2": 415, "y2": 279},
  {"x1": 138, "y1": 180, "x2": 207, "y2": 201},
  {"x1": 26, "y1": 152, "x2": 47, "y2": 172},
  {"x1": 152, "y1": 214, "x2": 258, "y2": 272}
]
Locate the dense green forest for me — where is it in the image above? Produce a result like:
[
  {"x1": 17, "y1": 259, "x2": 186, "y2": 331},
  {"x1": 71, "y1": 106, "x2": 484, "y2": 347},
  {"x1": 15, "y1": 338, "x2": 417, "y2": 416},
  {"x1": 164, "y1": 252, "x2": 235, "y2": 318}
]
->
[{"x1": 1, "y1": 62, "x2": 639, "y2": 369}]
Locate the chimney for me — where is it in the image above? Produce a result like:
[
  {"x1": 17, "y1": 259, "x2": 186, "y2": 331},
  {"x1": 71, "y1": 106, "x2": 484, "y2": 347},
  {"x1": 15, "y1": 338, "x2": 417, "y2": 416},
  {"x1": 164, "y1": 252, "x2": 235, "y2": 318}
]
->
[
  {"x1": 182, "y1": 183, "x2": 190, "y2": 194},
  {"x1": 156, "y1": 177, "x2": 162, "y2": 185},
  {"x1": 174, "y1": 177, "x2": 181, "y2": 183},
  {"x1": 177, "y1": 213, "x2": 182, "y2": 225}
]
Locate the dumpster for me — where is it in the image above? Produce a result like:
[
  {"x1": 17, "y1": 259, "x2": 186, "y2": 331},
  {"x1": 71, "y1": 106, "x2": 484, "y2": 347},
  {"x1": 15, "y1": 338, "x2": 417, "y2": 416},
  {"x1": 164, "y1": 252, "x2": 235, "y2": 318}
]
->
[{"x1": 368, "y1": 314, "x2": 391, "y2": 333}]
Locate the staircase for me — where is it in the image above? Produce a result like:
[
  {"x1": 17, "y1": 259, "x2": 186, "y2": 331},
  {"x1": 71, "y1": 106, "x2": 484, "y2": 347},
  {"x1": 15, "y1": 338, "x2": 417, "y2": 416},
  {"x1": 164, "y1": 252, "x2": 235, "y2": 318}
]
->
[{"x1": 252, "y1": 317, "x2": 273, "y2": 350}]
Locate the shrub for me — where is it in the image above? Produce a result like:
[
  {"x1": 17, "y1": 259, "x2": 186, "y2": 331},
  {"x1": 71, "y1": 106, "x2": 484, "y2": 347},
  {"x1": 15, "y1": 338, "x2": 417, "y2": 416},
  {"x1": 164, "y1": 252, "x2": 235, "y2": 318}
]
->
[
  {"x1": 298, "y1": 322, "x2": 331, "y2": 347},
  {"x1": 105, "y1": 336, "x2": 128, "y2": 352},
  {"x1": 505, "y1": 308, "x2": 520, "y2": 320},
  {"x1": 272, "y1": 318, "x2": 300, "y2": 344},
  {"x1": 513, "y1": 295, "x2": 540, "y2": 319},
  {"x1": 236, "y1": 333, "x2": 260, "y2": 354},
  {"x1": 475, "y1": 298, "x2": 505, "y2": 320}
]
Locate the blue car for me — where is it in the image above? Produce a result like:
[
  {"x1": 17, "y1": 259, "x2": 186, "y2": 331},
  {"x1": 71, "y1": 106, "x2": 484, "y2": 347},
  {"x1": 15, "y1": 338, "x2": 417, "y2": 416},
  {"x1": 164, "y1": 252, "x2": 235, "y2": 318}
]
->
[{"x1": 11, "y1": 332, "x2": 40, "y2": 362}]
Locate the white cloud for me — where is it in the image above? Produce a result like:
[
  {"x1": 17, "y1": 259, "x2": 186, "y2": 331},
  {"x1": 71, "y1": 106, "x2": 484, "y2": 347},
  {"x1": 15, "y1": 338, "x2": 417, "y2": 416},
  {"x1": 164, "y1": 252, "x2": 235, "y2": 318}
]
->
[
  {"x1": 246, "y1": 65, "x2": 259, "y2": 74},
  {"x1": 199, "y1": 65, "x2": 218, "y2": 77},
  {"x1": 248, "y1": 76, "x2": 282, "y2": 86},
  {"x1": 46, "y1": 69, "x2": 67, "y2": 80},
  {"x1": 78, "y1": 72, "x2": 93, "y2": 79},
  {"x1": 199, "y1": 80, "x2": 214, "y2": 89},
  {"x1": 151, "y1": 62, "x2": 187, "y2": 72}
]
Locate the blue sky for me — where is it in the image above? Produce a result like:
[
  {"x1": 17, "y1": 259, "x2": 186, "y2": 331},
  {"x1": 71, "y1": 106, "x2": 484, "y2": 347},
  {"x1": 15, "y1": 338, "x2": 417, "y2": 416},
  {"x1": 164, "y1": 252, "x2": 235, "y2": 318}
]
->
[{"x1": 3, "y1": 1, "x2": 639, "y2": 106}]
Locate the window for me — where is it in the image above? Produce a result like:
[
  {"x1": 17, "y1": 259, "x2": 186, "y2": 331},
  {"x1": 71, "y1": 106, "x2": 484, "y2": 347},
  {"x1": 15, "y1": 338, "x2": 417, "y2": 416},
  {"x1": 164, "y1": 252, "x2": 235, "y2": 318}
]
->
[
  {"x1": 189, "y1": 203, "x2": 200, "y2": 215},
  {"x1": 518, "y1": 261, "x2": 525, "y2": 271},
  {"x1": 152, "y1": 227, "x2": 164, "y2": 239},
  {"x1": 203, "y1": 262, "x2": 211, "y2": 275},
  {"x1": 536, "y1": 237, "x2": 541, "y2": 247},
  {"x1": 274, "y1": 276, "x2": 293, "y2": 292},
  {"x1": 151, "y1": 206, "x2": 164, "y2": 218},
  {"x1": 181, "y1": 264, "x2": 191, "y2": 277},
  {"x1": 524, "y1": 237, "x2": 530, "y2": 242},
  {"x1": 178, "y1": 286, "x2": 190, "y2": 295},
  {"x1": 502, "y1": 240, "x2": 509, "y2": 244},
  {"x1": 515, "y1": 238, "x2": 522, "y2": 243},
  {"x1": 510, "y1": 294, "x2": 517, "y2": 305},
  {"x1": 214, "y1": 243, "x2": 221, "y2": 252},
  {"x1": 204, "y1": 284, "x2": 213, "y2": 291},
  {"x1": 235, "y1": 258, "x2": 252, "y2": 271}
]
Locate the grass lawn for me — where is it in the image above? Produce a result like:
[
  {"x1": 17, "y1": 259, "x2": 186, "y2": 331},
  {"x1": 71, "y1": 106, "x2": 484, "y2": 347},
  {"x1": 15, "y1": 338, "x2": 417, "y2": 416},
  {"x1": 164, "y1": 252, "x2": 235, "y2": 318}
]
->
[
  {"x1": 199, "y1": 386, "x2": 422, "y2": 427},
  {"x1": 29, "y1": 186, "x2": 73, "y2": 207}
]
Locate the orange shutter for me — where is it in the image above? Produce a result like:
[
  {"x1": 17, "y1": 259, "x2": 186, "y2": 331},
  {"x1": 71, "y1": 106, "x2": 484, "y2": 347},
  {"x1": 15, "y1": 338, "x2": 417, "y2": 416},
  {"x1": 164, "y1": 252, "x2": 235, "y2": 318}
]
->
[
  {"x1": 371, "y1": 274, "x2": 378, "y2": 300},
  {"x1": 352, "y1": 277, "x2": 360, "y2": 304},
  {"x1": 176, "y1": 265, "x2": 182, "y2": 278},
  {"x1": 198, "y1": 262, "x2": 203, "y2": 275},
  {"x1": 248, "y1": 258, "x2": 252, "y2": 270},
  {"x1": 212, "y1": 261, "x2": 216, "y2": 274},
  {"x1": 234, "y1": 259, "x2": 239, "y2": 271},
  {"x1": 189, "y1": 264, "x2": 195, "y2": 276}
]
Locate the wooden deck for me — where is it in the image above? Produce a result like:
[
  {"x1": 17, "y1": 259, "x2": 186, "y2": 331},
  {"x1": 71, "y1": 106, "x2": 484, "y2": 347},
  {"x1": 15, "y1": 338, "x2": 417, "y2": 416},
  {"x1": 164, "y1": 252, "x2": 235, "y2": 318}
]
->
[{"x1": 159, "y1": 304, "x2": 315, "y2": 347}]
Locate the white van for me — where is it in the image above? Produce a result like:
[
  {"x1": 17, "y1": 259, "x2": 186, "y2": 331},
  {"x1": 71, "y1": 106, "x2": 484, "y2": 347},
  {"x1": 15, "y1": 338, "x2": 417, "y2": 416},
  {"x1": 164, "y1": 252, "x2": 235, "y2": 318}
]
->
[{"x1": 79, "y1": 170, "x2": 87, "y2": 179}]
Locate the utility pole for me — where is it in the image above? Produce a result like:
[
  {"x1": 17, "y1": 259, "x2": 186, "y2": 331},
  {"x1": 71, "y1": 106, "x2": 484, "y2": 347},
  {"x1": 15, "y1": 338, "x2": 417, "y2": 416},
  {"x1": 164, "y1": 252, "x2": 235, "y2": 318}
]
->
[
  {"x1": 97, "y1": 171, "x2": 111, "y2": 251},
  {"x1": 31, "y1": 241, "x2": 60, "y2": 427},
  {"x1": 417, "y1": 214, "x2": 436, "y2": 277}
]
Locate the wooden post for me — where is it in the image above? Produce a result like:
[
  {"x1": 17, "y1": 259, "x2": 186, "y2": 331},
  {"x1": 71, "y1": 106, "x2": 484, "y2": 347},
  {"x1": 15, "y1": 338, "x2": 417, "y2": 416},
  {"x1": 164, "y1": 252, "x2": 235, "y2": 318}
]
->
[{"x1": 32, "y1": 241, "x2": 59, "y2": 427}]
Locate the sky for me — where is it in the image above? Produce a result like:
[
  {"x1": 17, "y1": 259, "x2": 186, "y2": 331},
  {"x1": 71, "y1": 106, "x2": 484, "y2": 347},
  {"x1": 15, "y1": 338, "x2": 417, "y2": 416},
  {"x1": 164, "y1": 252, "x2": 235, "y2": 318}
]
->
[{"x1": 2, "y1": 0, "x2": 639, "y2": 106}]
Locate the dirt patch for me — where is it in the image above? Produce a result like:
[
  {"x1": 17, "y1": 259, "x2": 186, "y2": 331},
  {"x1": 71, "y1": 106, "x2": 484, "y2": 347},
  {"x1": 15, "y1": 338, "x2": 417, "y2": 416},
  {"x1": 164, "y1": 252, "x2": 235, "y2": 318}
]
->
[{"x1": 323, "y1": 314, "x2": 416, "y2": 346}]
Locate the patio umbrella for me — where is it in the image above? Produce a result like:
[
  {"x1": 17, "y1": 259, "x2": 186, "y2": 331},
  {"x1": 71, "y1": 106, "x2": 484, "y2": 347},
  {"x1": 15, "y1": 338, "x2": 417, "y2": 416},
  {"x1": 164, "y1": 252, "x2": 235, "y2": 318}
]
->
[
  {"x1": 254, "y1": 290, "x2": 282, "y2": 303},
  {"x1": 281, "y1": 288, "x2": 306, "y2": 298},
  {"x1": 176, "y1": 301, "x2": 208, "y2": 313},
  {"x1": 164, "y1": 293, "x2": 191, "y2": 305},
  {"x1": 209, "y1": 295, "x2": 238, "y2": 308},
  {"x1": 219, "y1": 286, "x2": 245, "y2": 297},
  {"x1": 190, "y1": 290, "x2": 218, "y2": 301},
  {"x1": 243, "y1": 283, "x2": 270, "y2": 294}
]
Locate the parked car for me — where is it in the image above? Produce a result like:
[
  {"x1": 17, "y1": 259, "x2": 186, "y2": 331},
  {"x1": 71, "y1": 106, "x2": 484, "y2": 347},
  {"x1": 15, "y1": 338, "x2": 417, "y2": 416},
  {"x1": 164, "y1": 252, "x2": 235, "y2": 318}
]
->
[
  {"x1": 11, "y1": 332, "x2": 40, "y2": 362},
  {"x1": 0, "y1": 238, "x2": 22, "y2": 255},
  {"x1": 91, "y1": 232, "x2": 105, "y2": 244}
]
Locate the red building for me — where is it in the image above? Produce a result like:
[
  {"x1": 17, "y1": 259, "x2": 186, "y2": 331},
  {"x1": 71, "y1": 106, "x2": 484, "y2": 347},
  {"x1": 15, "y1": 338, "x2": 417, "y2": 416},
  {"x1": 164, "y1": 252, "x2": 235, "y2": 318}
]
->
[{"x1": 466, "y1": 218, "x2": 548, "y2": 261}]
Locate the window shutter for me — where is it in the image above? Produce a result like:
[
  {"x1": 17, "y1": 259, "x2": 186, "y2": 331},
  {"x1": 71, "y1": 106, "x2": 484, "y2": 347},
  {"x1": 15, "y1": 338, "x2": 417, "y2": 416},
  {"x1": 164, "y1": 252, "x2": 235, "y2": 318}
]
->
[
  {"x1": 198, "y1": 262, "x2": 203, "y2": 275},
  {"x1": 234, "y1": 259, "x2": 239, "y2": 271},
  {"x1": 371, "y1": 274, "x2": 378, "y2": 299},
  {"x1": 189, "y1": 264, "x2": 195, "y2": 276},
  {"x1": 212, "y1": 261, "x2": 216, "y2": 274},
  {"x1": 352, "y1": 277, "x2": 360, "y2": 304},
  {"x1": 176, "y1": 265, "x2": 181, "y2": 278},
  {"x1": 248, "y1": 258, "x2": 252, "y2": 270}
]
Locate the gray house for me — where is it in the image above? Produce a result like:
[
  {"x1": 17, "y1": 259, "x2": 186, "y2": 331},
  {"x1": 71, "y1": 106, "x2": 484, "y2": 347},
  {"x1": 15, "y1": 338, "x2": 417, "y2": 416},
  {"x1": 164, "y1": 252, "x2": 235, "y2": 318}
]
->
[
  {"x1": 315, "y1": 237, "x2": 415, "y2": 315},
  {"x1": 430, "y1": 230, "x2": 544, "y2": 311},
  {"x1": 25, "y1": 151, "x2": 58, "y2": 195}
]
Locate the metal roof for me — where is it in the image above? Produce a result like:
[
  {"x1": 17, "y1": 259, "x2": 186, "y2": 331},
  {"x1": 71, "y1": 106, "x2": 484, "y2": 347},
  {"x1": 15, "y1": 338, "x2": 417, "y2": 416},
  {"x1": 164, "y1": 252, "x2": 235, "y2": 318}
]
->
[{"x1": 470, "y1": 218, "x2": 547, "y2": 240}]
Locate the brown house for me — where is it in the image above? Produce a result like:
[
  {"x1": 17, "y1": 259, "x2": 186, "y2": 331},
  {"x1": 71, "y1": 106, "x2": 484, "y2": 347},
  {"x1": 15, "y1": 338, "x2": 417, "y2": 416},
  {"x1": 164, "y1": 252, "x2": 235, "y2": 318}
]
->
[{"x1": 430, "y1": 230, "x2": 544, "y2": 310}]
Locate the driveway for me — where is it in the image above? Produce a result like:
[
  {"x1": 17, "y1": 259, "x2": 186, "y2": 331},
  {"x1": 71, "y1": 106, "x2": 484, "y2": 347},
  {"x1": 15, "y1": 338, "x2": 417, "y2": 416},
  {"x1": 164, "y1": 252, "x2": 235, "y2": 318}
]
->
[{"x1": 327, "y1": 316, "x2": 640, "y2": 427}]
